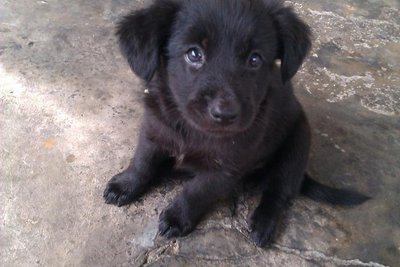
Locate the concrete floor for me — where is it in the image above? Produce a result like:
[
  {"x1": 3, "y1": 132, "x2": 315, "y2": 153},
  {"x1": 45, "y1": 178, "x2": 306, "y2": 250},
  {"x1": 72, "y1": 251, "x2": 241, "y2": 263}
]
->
[{"x1": 1, "y1": 0, "x2": 399, "y2": 266}]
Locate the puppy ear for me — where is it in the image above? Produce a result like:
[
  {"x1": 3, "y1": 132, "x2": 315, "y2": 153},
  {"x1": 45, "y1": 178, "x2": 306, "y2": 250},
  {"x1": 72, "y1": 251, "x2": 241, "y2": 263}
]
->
[
  {"x1": 116, "y1": 0, "x2": 180, "y2": 82},
  {"x1": 270, "y1": 4, "x2": 311, "y2": 83}
]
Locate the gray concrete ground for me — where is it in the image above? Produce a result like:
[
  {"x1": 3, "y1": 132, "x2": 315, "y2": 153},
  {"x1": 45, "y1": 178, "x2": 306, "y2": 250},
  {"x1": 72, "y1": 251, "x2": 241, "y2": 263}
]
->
[{"x1": 1, "y1": 0, "x2": 399, "y2": 266}]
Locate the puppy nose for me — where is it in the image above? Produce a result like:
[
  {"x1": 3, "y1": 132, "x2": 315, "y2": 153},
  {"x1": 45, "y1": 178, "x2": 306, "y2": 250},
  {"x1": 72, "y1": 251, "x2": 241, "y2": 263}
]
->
[{"x1": 209, "y1": 102, "x2": 239, "y2": 123}]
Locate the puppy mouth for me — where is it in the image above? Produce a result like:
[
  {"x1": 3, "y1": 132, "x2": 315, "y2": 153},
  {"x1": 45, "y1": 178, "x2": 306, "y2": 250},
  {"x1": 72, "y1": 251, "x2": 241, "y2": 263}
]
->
[
  {"x1": 200, "y1": 126, "x2": 244, "y2": 137},
  {"x1": 204, "y1": 128, "x2": 243, "y2": 137},
  {"x1": 184, "y1": 109, "x2": 253, "y2": 137}
]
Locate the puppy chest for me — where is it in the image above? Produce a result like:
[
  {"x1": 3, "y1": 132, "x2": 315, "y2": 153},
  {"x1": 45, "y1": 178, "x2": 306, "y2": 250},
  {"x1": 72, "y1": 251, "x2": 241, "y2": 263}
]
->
[
  {"x1": 172, "y1": 151, "x2": 223, "y2": 171},
  {"x1": 147, "y1": 123, "x2": 269, "y2": 173}
]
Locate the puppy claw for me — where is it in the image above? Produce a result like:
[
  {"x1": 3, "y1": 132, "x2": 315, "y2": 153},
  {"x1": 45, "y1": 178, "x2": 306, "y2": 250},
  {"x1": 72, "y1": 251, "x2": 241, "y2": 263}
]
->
[
  {"x1": 229, "y1": 195, "x2": 239, "y2": 217},
  {"x1": 164, "y1": 226, "x2": 181, "y2": 238},
  {"x1": 249, "y1": 208, "x2": 278, "y2": 247},
  {"x1": 158, "y1": 220, "x2": 171, "y2": 236},
  {"x1": 250, "y1": 229, "x2": 273, "y2": 247}
]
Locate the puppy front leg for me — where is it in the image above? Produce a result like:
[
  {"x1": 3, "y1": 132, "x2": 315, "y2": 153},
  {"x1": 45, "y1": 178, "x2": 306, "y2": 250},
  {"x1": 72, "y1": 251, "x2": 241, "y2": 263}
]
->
[
  {"x1": 103, "y1": 130, "x2": 171, "y2": 206},
  {"x1": 159, "y1": 173, "x2": 237, "y2": 238},
  {"x1": 250, "y1": 115, "x2": 310, "y2": 247}
]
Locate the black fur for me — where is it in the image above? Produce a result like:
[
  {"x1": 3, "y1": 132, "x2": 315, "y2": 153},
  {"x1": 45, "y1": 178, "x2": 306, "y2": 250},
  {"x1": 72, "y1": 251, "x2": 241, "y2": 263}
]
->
[
  {"x1": 301, "y1": 174, "x2": 370, "y2": 206},
  {"x1": 104, "y1": 0, "x2": 369, "y2": 247}
]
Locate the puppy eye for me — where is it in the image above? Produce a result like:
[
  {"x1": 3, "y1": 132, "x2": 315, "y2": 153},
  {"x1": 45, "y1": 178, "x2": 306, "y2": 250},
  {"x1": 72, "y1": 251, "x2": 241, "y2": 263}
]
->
[
  {"x1": 248, "y1": 53, "x2": 263, "y2": 68},
  {"x1": 185, "y1": 47, "x2": 204, "y2": 66}
]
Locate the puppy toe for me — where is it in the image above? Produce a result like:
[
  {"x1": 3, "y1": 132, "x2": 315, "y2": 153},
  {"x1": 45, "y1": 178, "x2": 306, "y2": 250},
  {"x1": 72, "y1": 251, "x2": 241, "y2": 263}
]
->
[
  {"x1": 103, "y1": 172, "x2": 140, "y2": 206},
  {"x1": 159, "y1": 215, "x2": 181, "y2": 238},
  {"x1": 158, "y1": 202, "x2": 194, "y2": 238},
  {"x1": 103, "y1": 181, "x2": 121, "y2": 205},
  {"x1": 164, "y1": 226, "x2": 182, "y2": 238},
  {"x1": 250, "y1": 227, "x2": 274, "y2": 247},
  {"x1": 158, "y1": 219, "x2": 171, "y2": 236},
  {"x1": 249, "y1": 209, "x2": 278, "y2": 247}
]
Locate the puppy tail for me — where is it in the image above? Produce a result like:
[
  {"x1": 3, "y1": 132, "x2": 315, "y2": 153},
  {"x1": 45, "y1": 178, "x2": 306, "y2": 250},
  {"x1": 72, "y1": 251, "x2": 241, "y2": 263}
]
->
[{"x1": 300, "y1": 174, "x2": 371, "y2": 206}]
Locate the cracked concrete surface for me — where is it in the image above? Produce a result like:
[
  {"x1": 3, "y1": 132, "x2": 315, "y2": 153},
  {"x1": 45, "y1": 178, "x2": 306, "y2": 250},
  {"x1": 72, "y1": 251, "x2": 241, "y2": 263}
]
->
[{"x1": 1, "y1": 0, "x2": 399, "y2": 266}]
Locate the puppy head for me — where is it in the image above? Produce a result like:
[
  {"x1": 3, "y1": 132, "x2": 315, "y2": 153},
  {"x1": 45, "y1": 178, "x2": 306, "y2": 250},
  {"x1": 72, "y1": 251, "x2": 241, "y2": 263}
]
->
[{"x1": 117, "y1": 0, "x2": 311, "y2": 136}]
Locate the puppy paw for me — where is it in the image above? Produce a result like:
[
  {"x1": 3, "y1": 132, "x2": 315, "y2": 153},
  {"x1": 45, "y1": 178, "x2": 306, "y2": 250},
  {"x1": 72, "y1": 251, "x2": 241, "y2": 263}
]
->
[
  {"x1": 159, "y1": 200, "x2": 195, "y2": 238},
  {"x1": 249, "y1": 208, "x2": 278, "y2": 247},
  {"x1": 103, "y1": 171, "x2": 143, "y2": 207}
]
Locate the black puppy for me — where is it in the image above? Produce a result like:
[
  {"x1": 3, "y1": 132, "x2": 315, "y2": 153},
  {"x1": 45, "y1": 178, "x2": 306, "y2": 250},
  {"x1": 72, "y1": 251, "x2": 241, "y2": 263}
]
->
[{"x1": 104, "y1": 0, "x2": 369, "y2": 247}]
